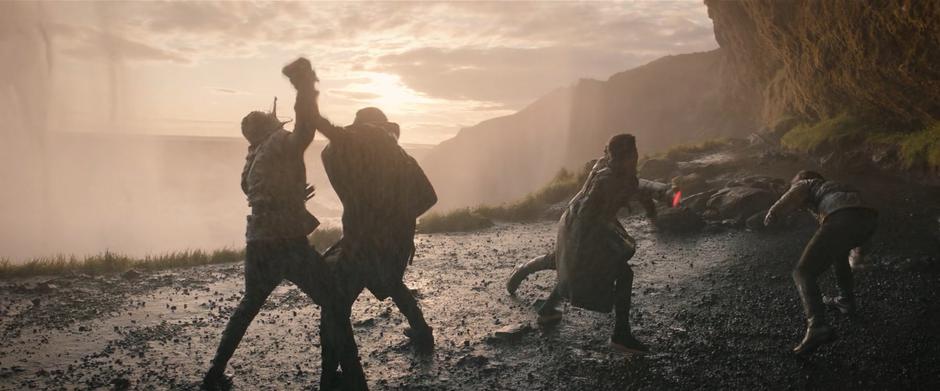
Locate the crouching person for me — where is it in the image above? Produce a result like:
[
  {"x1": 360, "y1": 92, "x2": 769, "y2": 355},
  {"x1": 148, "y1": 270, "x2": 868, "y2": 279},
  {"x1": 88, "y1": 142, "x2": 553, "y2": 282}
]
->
[{"x1": 764, "y1": 170, "x2": 877, "y2": 355}]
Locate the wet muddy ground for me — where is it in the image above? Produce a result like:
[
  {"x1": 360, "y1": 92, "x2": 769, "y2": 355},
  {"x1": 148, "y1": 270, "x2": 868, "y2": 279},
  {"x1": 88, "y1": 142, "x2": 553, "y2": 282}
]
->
[
  {"x1": 2, "y1": 153, "x2": 939, "y2": 390},
  {"x1": 2, "y1": 215, "x2": 938, "y2": 390}
]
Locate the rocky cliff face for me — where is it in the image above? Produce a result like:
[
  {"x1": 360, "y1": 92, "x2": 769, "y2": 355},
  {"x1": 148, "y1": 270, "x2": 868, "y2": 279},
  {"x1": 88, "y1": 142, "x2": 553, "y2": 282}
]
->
[
  {"x1": 423, "y1": 1, "x2": 940, "y2": 210},
  {"x1": 705, "y1": 0, "x2": 940, "y2": 130},
  {"x1": 422, "y1": 50, "x2": 755, "y2": 209}
]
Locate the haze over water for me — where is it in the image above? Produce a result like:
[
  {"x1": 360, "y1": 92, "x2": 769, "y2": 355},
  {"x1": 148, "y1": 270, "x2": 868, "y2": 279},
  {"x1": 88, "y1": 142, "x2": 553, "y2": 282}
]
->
[{"x1": 0, "y1": 1, "x2": 715, "y2": 261}]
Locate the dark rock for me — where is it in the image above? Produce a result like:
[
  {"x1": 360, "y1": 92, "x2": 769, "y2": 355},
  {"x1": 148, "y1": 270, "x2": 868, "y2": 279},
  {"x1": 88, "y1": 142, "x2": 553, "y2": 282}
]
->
[
  {"x1": 744, "y1": 210, "x2": 769, "y2": 231},
  {"x1": 486, "y1": 323, "x2": 532, "y2": 343},
  {"x1": 724, "y1": 176, "x2": 787, "y2": 194},
  {"x1": 655, "y1": 207, "x2": 705, "y2": 234},
  {"x1": 680, "y1": 190, "x2": 717, "y2": 213},
  {"x1": 111, "y1": 377, "x2": 131, "y2": 391},
  {"x1": 121, "y1": 269, "x2": 142, "y2": 280},
  {"x1": 353, "y1": 317, "x2": 375, "y2": 328},
  {"x1": 456, "y1": 354, "x2": 489, "y2": 368},
  {"x1": 639, "y1": 159, "x2": 678, "y2": 181},
  {"x1": 707, "y1": 186, "x2": 778, "y2": 221},
  {"x1": 672, "y1": 173, "x2": 709, "y2": 195}
]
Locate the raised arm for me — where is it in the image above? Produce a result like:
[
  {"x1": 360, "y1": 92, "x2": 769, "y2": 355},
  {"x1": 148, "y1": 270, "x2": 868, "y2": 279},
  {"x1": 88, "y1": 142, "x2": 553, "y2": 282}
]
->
[
  {"x1": 282, "y1": 58, "x2": 319, "y2": 149},
  {"x1": 764, "y1": 180, "x2": 812, "y2": 226},
  {"x1": 315, "y1": 115, "x2": 344, "y2": 141}
]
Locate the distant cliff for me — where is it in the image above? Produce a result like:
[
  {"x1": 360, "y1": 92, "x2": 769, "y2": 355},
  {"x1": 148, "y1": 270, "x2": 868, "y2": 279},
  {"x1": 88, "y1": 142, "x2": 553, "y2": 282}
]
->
[
  {"x1": 705, "y1": 0, "x2": 940, "y2": 129},
  {"x1": 422, "y1": 50, "x2": 756, "y2": 209}
]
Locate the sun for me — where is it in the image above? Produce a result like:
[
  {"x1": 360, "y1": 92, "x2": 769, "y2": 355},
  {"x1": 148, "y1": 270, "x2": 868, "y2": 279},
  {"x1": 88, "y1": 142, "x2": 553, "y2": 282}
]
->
[{"x1": 354, "y1": 72, "x2": 431, "y2": 115}]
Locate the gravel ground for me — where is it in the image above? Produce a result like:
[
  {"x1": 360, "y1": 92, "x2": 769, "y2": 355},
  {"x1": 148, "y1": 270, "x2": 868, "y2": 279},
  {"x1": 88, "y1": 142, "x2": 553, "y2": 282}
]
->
[{"x1": 1, "y1": 157, "x2": 938, "y2": 390}]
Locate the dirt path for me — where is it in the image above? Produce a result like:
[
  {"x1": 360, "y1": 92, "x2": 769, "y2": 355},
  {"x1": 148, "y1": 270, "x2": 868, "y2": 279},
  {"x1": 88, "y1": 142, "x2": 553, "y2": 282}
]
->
[{"x1": 2, "y1": 204, "x2": 938, "y2": 390}]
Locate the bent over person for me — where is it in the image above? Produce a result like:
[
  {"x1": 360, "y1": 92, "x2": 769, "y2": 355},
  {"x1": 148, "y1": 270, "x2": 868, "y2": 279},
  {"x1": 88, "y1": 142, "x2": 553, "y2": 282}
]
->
[
  {"x1": 764, "y1": 170, "x2": 877, "y2": 355},
  {"x1": 514, "y1": 134, "x2": 649, "y2": 354},
  {"x1": 202, "y1": 58, "x2": 367, "y2": 390}
]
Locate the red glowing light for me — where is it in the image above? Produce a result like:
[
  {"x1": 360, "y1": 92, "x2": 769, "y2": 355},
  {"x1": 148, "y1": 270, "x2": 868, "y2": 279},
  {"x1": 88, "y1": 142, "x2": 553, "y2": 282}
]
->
[{"x1": 672, "y1": 190, "x2": 682, "y2": 208}]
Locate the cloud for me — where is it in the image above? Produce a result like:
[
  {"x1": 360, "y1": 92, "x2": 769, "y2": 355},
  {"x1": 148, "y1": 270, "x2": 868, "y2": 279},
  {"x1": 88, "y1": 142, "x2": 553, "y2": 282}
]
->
[
  {"x1": 209, "y1": 87, "x2": 251, "y2": 95},
  {"x1": 49, "y1": 23, "x2": 189, "y2": 63},
  {"x1": 329, "y1": 90, "x2": 381, "y2": 101},
  {"x1": 28, "y1": 1, "x2": 718, "y2": 143},
  {"x1": 376, "y1": 46, "x2": 647, "y2": 106}
]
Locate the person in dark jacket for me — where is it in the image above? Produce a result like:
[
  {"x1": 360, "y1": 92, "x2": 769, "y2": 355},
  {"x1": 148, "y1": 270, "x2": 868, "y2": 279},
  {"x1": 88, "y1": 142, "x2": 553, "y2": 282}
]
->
[
  {"x1": 313, "y1": 106, "x2": 438, "y2": 368},
  {"x1": 764, "y1": 170, "x2": 878, "y2": 355},
  {"x1": 513, "y1": 134, "x2": 649, "y2": 354}
]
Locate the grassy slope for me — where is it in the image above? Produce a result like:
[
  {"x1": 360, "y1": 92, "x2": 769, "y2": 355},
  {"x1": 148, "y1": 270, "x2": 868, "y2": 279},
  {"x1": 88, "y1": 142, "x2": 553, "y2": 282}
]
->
[
  {"x1": 781, "y1": 114, "x2": 940, "y2": 170},
  {"x1": 0, "y1": 227, "x2": 344, "y2": 279},
  {"x1": 418, "y1": 167, "x2": 587, "y2": 233}
]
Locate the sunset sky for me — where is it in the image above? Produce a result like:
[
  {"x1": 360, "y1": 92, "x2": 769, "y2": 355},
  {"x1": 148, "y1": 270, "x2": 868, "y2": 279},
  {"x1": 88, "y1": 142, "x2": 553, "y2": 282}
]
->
[{"x1": 27, "y1": 1, "x2": 717, "y2": 145}]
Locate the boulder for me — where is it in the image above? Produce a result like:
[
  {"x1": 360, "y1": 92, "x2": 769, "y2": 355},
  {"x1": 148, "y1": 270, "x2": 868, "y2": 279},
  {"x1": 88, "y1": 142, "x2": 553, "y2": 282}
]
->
[
  {"x1": 745, "y1": 209, "x2": 770, "y2": 231},
  {"x1": 679, "y1": 190, "x2": 717, "y2": 213},
  {"x1": 655, "y1": 207, "x2": 705, "y2": 233},
  {"x1": 639, "y1": 158, "x2": 678, "y2": 181},
  {"x1": 707, "y1": 186, "x2": 778, "y2": 222},
  {"x1": 486, "y1": 323, "x2": 533, "y2": 343},
  {"x1": 724, "y1": 175, "x2": 787, "y2": 194},
  {"x1": 672, "y1": 173, "x2": 709, "y2": 195}
]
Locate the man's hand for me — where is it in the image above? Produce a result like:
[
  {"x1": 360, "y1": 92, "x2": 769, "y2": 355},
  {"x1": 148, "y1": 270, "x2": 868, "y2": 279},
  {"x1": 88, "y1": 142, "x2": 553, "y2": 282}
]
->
[
  {"x1": 283, "y1": 57, "x2": 320, "y2": 149},
  {"x1": 282, "y1": 58, "x2": 317, "y2": 91}
]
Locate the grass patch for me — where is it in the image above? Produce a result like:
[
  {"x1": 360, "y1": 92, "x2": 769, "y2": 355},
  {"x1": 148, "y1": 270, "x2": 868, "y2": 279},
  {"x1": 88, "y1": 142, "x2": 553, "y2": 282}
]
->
[
  {"x1": 661, "y1": 138, "x2": 733, "y2": 161},
  {"x1": 781, "y1": 114, "x2": 940, "y2": 170},
  {"x1": 419, "y1": 208, "x2": 494, "y2": 233},
  {"x1": 896, "y1": 123, "x2": 940, "y2": 169},
  {"x1": 418, "y1": 167, "x2": 588, "y2": 233},
  {"x1": 308, "y1": 226, "x2": 342, "y2": 252},
  {"x1": 0, "y1": 248, "x2": 245, "y2": 280},
  {"x1": 780, "y1": 113, "x2": 864, "y2": 153}
]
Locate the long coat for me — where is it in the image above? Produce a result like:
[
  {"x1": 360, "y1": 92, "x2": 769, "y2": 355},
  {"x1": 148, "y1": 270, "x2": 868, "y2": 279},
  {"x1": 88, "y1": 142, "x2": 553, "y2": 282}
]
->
[
  {"x1": 321, "y1": 121, "x2": 437, "y2": 299},
  {"x1": 556, "y1": 157, "x2": 638, "y2": 313}
]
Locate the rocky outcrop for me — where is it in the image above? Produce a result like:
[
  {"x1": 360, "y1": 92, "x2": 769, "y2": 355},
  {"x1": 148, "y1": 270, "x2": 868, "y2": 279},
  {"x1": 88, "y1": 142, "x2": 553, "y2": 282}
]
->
[
  {"x1": 705, "y1": 0, "x2": 940, "y2": 129},
  {"x1": 422, "y1": 50, "x2": 756, "y2": 209}
]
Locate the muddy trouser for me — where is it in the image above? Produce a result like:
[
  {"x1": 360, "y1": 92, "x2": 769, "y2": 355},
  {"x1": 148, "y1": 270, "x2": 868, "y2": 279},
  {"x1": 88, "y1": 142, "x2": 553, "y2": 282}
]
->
[
  {"x1": 517, "y1": 252, "x2": 557, "y2": 278},
  {"x1": 793, "y1": 208, "x2": 877, "y2": 328},
  {"x1": 208, "y1": 237, "x2": 367, "y2": 390},
  {"x1": 538, "y1": 260, "x2": 635, "y2": 339},
  {"x1": 319, "y1": 246, "x2": 429, "y2": 386}
]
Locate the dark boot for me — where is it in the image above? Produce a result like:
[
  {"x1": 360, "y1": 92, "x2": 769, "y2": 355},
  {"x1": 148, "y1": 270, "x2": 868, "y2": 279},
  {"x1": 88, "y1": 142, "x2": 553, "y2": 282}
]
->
[
  {"x1": 201, "y1": 367, "x2": 233, "y2": 391},
  {"x1": 536, "y1": 285, "x2": 564, "y2": 325},
  {"x1": 403, "y1": 325, "x2": 435, "y2": 353},
  {"x1": 611, "y1": 268, "x2": 646, "y2": 354},
  {"x1": 506, "y1": 262, "x2": 532, "y2": 296},
  {"x1": 392, "y1": 283, "x2": 434, "y2": 353},
  {"x1": 793, "y1": 319, "x2": 835, "y2": 355},
  {"x1": 610, "y1": 334, "x2": 649, "y2": 355},
  {"x1": 823, "y1": 295, "x2": 856, "y2": 315}
]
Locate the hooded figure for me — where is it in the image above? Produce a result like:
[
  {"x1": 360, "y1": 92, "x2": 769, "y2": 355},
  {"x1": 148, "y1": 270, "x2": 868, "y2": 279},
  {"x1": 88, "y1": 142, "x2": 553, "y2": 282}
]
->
[{"x1": 523, "y1": 134, "x2": 649, "y2": 354}]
